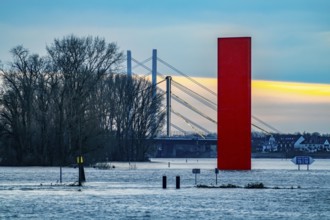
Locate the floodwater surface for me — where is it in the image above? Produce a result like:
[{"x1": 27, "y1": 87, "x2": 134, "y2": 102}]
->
[{"x1": 1, "y1": 158, "x2": 330, "y2": 219}]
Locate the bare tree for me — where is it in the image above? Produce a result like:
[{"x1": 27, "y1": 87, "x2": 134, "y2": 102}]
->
[
  {"x1": 0, "y1": 35, "x2": 165, "y2": 165},
  {"x1": 102, "y1": 74, "x2": 165, "y2": 161},
  {"x1": 0, "y1": 46, "x2": 46, "y2": 164},
  {"x1": 46, "y1": 35, "x2": 124, "y2": 163}
]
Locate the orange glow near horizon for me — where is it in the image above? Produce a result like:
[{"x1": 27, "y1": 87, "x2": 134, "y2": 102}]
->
[
  {"x1": 153, "y1": 75, "x2": 330, "y2": 102},
  {"x1": 144, "y1": 75, "x2": 330, "y2": 133},
  {"x1": 252, "y1": 80, "x2": 330, "y2": 101},
  {"x1": 160, "y1": 76, "x2": 330, "y2": 98},
  {"x1": 251, "y1": 80, "x2": 330, "y2": 133}
]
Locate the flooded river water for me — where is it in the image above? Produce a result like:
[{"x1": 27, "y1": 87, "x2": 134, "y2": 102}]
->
[{"x1": 1, "y1": 158, "x2": 330, "y2": 219}]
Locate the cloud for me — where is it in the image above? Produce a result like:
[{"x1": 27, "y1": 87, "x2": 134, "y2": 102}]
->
[
  {"x1": 159, "y1": 77, "x2": 330, "y2": 134},
  {"x1": 252, "y1": 80, "x2": 330, "y2": 133},
  {"x1": 145, "y1": 75, "x2": 330, "y2": 134}
]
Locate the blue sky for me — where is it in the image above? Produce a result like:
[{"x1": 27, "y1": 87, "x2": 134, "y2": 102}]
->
[{"x1": 1, "y1": 0, "x2": 330, "y2": 83}]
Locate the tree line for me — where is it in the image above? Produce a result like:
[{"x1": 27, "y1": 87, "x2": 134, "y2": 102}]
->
[{"x1": 0, "y1": 35, "x2": 165, "y2": 165}]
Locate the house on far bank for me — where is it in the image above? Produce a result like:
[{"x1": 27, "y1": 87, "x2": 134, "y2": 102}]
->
[
  {"x1": 262, "y1": 135, "x2": 278, "y2": 152},
  {"x1": 262, "y1": 134, "x2": 299, "y2": 153},
  {"x1": 294, "y1": 136, "x2": 330, "y2": 152},
  {"x1": 256, "y1": 133, "x2": 330, "y2": 154}
]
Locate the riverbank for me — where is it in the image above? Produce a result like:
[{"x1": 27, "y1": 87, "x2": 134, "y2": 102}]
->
[{"x1": 252, "y1": 152, "x2": 330, "y2": 159}]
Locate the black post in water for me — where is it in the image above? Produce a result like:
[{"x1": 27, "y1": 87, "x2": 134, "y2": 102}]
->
[
  {"x1": 192, "y1": 169, "x2": 200, "y2": 185},
  {"x1": 79, "y1": 164, "x2": 86, "y2": 183},
  {"x1": 60, "y1": 166, "x2": 62, "y2": 183},
  {"x1": 215, "y1": 168, "x2": 219, "y2": 185},
  {"x1": 78, "y1": 157, "x2": 82, "y2": 186},
  {"x1": 162, "y1": 176, "x2": 167, "y2": 189},
  {"x1": 77, "y1": 156, "x2": 86, "y2": 186},
  {"x1": 81, "y1": 165, "x2": 86, "y2": 182},
  {"x1": 176, "y1": 176, "x2": 180, "y2": 189}
]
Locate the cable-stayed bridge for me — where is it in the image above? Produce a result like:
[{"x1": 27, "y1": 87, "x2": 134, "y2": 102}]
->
[{"x1": 126, "y1": 49, "x2": 280, "y2": 156}]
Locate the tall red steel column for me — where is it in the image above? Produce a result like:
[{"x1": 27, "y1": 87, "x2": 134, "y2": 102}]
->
[{"x1": 217, "y1": 37, "x2": 251, "y2": 170}]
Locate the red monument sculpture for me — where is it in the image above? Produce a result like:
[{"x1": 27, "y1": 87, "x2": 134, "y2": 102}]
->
[{"x1": 217, "y1": 37, "x2": 251, "y2": 170}]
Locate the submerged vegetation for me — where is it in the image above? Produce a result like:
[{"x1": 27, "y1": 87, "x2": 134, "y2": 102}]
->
[
  {"x1": 196, "y1": 182, "x2": 301, "y2": 189},
  {"x1": 245, "y1": 182, "x2": 265, "y2": 189},
  {"x1": 0, "y1": 35, "x2": 165, "y2": 165}
]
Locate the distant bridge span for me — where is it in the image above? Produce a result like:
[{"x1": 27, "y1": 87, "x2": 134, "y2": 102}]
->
[
  {"x1": 151, "y1": 137, "x2": 217, "y2": 158},
  {"x1": 153, "y1": 137, "x2": 217, "y2": 146}
]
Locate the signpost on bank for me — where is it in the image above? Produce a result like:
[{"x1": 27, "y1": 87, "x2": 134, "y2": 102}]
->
[
  {"x1": 291, "y1": 156, "x2": 314, "y2": 170},
  {"x1": 77, "y1": 156, "x2": 86, "y2": 186},
  {"x1": 192, "y1": 169, "x2": 200, "y2": 185},
  {"x1": 215, "y1": 168, "x2": 219, "y2": 185}
]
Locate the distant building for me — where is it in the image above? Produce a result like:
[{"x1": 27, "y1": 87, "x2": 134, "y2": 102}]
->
[
  {"x1": 276, "y1": 134, "x2": 299, "y2": 152},
  {"x1": 154, "y1": 133, "x2": 330, "y2": 157},
  {"x1": 262, "y1": 135, "x2": 278, "y2": 152},
  {"x1": 294, "y1": 136, "x2": 330, "y2": 152},
  {"x1": 260, "y1": 134, "x2": 301, "y2": 153}
]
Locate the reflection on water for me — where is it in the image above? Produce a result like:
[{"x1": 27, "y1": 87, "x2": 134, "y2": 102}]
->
[{"x1": 1, "y1": 158, "x2": 330, "y2": 219}]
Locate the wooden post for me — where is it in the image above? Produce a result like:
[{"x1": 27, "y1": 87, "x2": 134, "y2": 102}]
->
[
  {"x1": 77, "y1": 156, "x2": 86, "y2": 186},
  {"x1": 176, "y1": 176, "x2": 180, "y2": 189},
  {"x1": 60, "y1": 166, "x2": 62, "y2": 183},
  {"x1": 162, "y1": 176, "x2": 167, "y2": 189}
]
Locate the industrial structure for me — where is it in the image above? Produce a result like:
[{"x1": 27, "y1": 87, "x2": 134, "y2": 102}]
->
[{"x1": 217, "y1": 37, "x2": 251, "y2": 170}]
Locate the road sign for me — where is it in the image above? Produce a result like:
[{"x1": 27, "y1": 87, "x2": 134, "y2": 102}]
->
[
  {"x1": 192, "y1": 168, "x2": 200, "y2": 174},
  {"x1": 291, "y1": 156, "x2": 314, "y2": 170},
  {"x1": 291, "y1": 156, "x2": 314, "y2": 165}
]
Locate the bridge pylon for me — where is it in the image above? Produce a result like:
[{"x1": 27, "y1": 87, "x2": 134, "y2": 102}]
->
[{"x1": 166, "y1": 76, "x2": 172, "y2": 137}]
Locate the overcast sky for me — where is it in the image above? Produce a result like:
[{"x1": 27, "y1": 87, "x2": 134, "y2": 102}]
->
[{"x1": 1, "y1": 0, "x2": 330, "y2": 133}]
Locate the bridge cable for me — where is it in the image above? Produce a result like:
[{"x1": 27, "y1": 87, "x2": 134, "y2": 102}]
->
[
  {"x1": 158, "y1": 88, "x2": 217, "y2": 135},
  {"x1": 132, "y1": 57, "x2": 217, "y2": 135},
  {"x1": 135, "y1": 78, "x2": 166, "y2": 94},
  {"x1": 132, "y1": 57, "x2": 167, "y2": 79},
  {"x1": 171, "y1": 123, "x2": 187, "y2": 135},
  {"x1": 158, "y1": 107, "x2": 187, "y2": 136},
  {"x1": 171, "y1": 108, "x2": 210, "y2": 136},
  {"x1": 172, "y1": 93, "x2": 217, "y2": 124},
  {"x1": 132, "y1": 58, "x2": 152, "y2": 73},
  {"x1": 172, "y1": 79, "x2": 217, "y2": 108},
  {"x1": 154, "y1": 87, "x2": 199, "y2": 135},
  {"x1": 172, "y1": 111, "x2": 206, "y2": 139},
  {"x1": 251, "y1": 123, "x2": 272, "y2": 135},
  {"x1": 132, "y1": 57, "x2": 152, "y2": 69},
  {"x1": 157, "y1": 57, "x2": 217, "y2": 96},
  {"x1": 252, "y1": 115, "x2": 281, "y2": 134},
  {"x1": 172, "y1": 79, "x2": 217, "y2": 111}
]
